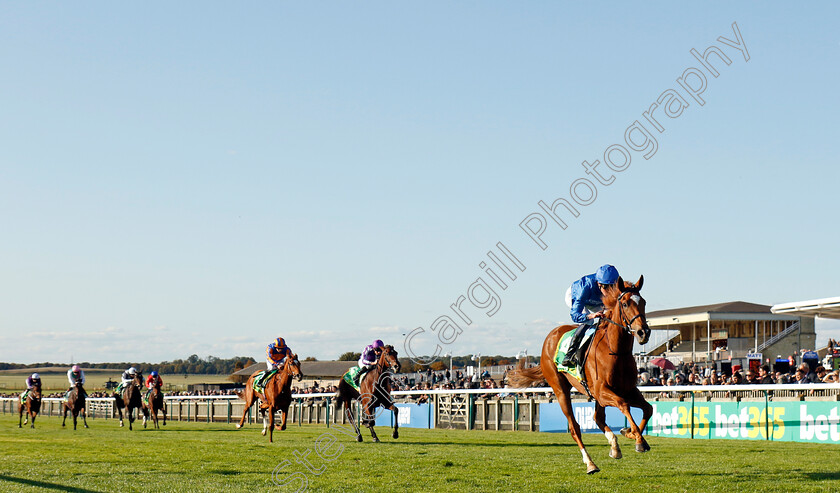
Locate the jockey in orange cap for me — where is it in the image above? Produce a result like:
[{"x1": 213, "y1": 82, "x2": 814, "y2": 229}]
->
[{"x1": 259, "y1": 337, "x2": 292, "y2": 387}]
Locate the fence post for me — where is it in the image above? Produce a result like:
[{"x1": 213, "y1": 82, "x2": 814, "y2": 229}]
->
[
  {"x1": 326, "y1": 397, "x2": 330, "y2": 428},
  {"x1": 514, "y1": 395, "x2": 519, "y2": 431},
  {"x1": 299, "y1": 398, "x2": 303, "y2": 427},
  {"x1": 690, "y1": 392, "x2": 695, "y2": 439},
  {"x1": 764, "y1": 390, "x2": 770, "y2": 440},
  {"x1": 467, "y1": 393, "x2": 474, "y2": 431}
]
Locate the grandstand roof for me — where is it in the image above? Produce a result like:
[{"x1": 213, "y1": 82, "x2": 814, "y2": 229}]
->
[
  {"x1": 771, "y1": 296, "x2": 840, "y2": 320},
  {"x1": 646, "y1": 301, "x2": 800, "y2": 327}
]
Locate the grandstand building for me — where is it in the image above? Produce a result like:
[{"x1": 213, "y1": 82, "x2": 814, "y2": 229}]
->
[{"x1": 639, "y1": 301, "x2": 815, "y2": 369}]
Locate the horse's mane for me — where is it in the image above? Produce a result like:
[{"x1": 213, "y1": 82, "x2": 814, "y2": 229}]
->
[{"x1": 601, "y1": 277, "x2": 642, "y2": 318}]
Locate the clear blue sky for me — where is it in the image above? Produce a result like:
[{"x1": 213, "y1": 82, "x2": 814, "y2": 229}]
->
[{"x1": 1, "y1": 2, "x2": 838, "y2": 364}]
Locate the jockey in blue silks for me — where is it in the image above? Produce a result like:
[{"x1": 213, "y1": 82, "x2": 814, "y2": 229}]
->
[{"x1": 561, "y1": 264, "x2": 620, "y2": 368}]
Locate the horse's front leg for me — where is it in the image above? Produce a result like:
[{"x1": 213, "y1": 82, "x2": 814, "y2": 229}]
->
[
  {"x1": 162, "y1": 403, "x2": 167, "y2": 426},
  {"x1": 279, "y1": 406, "x2": 288, "y2": 431},
  {"x1": 19, "y1": 406, "x2": 23, "y2": 428},
  {"x1": 62, "y1": 406, "x2": 68, "y2": 427},
  {"x1": 81, "y1": 408, "x2": 89, "y2": 429},
  {"x1": 268, "y1": 406, "x2": 276, "y2": 443},
  {"x1": 617, "y1": 390, "x2": 652, "y2": 452},
  {"x1": 365, "y1": 403, "x2": 380, "y2": 443},
  {"x1": 385, "y1": 401, "x2": 399, "y2": 439},
  {"x1": 594, "y1": 403, "x2": 621, "y2": 459}
]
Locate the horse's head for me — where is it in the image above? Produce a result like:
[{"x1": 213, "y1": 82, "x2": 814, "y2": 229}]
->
[
  {"x1": 379, "y1": 345, "x2": 401, "y2": 374},
  {"x1": 604, "y1": 275, "x2": 650, "y2": 345},
  {"x1": 285, "y1": 354, "x2": 304, "y2": 382}
]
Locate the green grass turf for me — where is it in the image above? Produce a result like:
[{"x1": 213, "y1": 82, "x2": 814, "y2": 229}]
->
[{"x1": 1, "y1": 414, "x2": 838, "y2": 492}]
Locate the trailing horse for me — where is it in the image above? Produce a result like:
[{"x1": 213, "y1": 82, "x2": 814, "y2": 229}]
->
[
  {"x1": 335, "y1": 345, "x2": 401, "y2": 442},
  {"x1": 142, "y1": 381, "x2": 166, "y2": 429},
  {"x1": 507, "y1": 276, "x2": 652, "y2": 474},
  {"x1": 62, "y1": 381, "x2": 89, "y2": 430},
  {"x1": 114, "y1": 373, "x2": 144, "y2": 430},
  {"x1": 19, "y1": 384, "x2": 42, "y2": 429},
  {"x1": 235, "y1": 354, "x2": 303, "y2": 443}
]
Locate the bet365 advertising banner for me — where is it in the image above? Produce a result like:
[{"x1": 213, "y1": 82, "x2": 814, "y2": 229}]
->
[{"x1": 647, "y1": 401, "x2": 840, "y2": 443}]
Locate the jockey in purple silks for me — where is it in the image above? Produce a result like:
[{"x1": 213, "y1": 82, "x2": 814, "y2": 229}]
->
[
  {"x1": 22, "y1": 373, "x2": 41, "y2": 402},
  {"x1": 354, "y1": 340, "x2": 384, "y2": 387}
]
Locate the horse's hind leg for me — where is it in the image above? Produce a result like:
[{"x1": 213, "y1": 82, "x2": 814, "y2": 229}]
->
[
  {"x1": 82, "y1": 409, "x2": 89, "y2": 429},
  {"x1": 236, "y1": 389, "x2": 255, "y2": 429},
  {"x1": 268, "y1": 406, "x2": 276, "y2": 443},
  {"x1": 551, "y1": 374, "x2": 598, "y2": 474},
  {"x1": 162, "y1": 403, "x2": 167, "y2": 426},
  {"x1": 19, "y1": 405, "x2": 23, "y2": 428},
  {"x1": 594, "y1": 403, "x2": 621, "y2": 459},
  {"x1": 62, "y1": 406, "x2": 67, "y2": 427},
  {"x1": 345, "y1": 403, "x2": 363, "y2": 442}
]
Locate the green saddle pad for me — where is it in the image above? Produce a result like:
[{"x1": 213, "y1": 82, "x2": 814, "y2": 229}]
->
[
  {"x1": 252, "y1": 369, "x2": 278, "y2": 393},
  {"x1": 343, "y1": 366, "x2": 363, "y2": 391},
  {"x1": 553, "y1": 328, "x2": 595, "y2": 380}
]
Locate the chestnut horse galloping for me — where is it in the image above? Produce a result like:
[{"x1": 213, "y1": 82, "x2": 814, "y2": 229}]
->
[
  {"x1": 335, "y1": 345, "x2": 401, "y2": 442},
  {"x1": 19, "y1": 384, "x2": 42, "y2": 428},
  {"x1": 235, "y1": 354, "x2": 303, "y2": 443},
  {"x1": 507, "y1": 276, "x2": 652, "y2": 474}
]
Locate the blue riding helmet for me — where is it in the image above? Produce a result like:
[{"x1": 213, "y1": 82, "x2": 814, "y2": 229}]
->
[
  {"x1": 151, "y1": 371, "x2": 159, "y2": 377},
  {"x1": 596, "y1": 264, "x2": 619, "y2": 284}
]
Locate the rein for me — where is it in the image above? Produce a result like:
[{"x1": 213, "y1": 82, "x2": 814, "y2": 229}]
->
[{"x1": 600, "y1": 290, "x2": 641, "y2": 356}]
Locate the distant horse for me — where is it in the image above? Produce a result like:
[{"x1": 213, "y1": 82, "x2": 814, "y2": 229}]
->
[
  {"x1": 142, "y1": 381, "x2": 166, "y2": 429},
  {"x1": 507, "y1": 276, "x2": 652, "y2": 474},
  {"x1": 114, "y1": 373, "x2": 144, "y2": 430},
  {"x1": 62, "y1": 381, "x2": 89, "y2": 430},
  {"x1": 19, "y1": 384, "x2": 42, "y2": 428},
  {"x1": 336, "y1": 345, "x2": 401, "y2": 442},
  {"x1": 235, "y1": 354, "x2": 303, "y2": 443}
]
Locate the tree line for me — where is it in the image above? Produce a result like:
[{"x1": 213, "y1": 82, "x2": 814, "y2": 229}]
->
[{"x1": 0, "y1": 354, "x2": 257, "y2": 375}]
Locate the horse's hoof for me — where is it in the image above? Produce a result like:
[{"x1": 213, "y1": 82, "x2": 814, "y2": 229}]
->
[
  {"x1": 635, "y1": 443, "x2": 647, "y2": 453},
  {"x1": 620, "y1": 427, "x2": 631, "y2": 438},
  {"x1": 119, "y1": 422, "x2": 124, "y2": 427},
  {"x1": 373, "y1": 437, "x2": 380, "y2": 443},
  {"x1": 393, "y1": 432, "x2": 398, "y2": 439},
  {"x1": 84, "y1": 425, "x2": 89, "y2": 429},
  {"x1": 261, "y1": 430, "x2": 267, "y2": 436},
  {"x1": 610, "y1": 449, "x2": 622, "y2": 459},
  {"x1": 356, "y1": 436, "x2": 363, "y2": 442},
  {"x1": 235, "y1": 424, "x2": 242, "y2": 429},
  {"x1": 586, "y1": 465, "x2": 600, "y2": 474},
  {"x1": 643, "y1": 441, "x2": 651, "y2": 452}
]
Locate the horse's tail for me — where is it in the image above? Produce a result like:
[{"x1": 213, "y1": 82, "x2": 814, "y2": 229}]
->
[{"x1": 506, "y1": 359, "x2": 545, "y2": 388}]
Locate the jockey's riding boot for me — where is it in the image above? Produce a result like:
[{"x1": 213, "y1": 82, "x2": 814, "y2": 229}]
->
[
  {"x1": 354, "y1": 367, "x2": 369, "y2": 387},
  {"x1": 561, "y1": 324, "x2": 588, "y2": 368}
]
